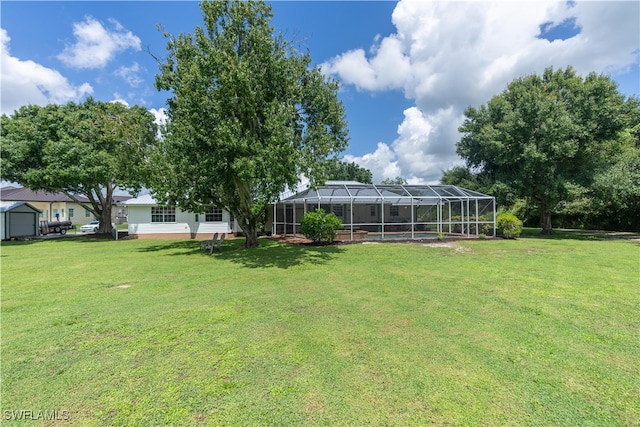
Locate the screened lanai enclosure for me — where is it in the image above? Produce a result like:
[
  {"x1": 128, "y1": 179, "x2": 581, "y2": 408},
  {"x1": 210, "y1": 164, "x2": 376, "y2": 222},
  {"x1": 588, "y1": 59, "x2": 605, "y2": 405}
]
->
[{"x1": 273, "y1": 182, "x2": 496, "y2": 241}]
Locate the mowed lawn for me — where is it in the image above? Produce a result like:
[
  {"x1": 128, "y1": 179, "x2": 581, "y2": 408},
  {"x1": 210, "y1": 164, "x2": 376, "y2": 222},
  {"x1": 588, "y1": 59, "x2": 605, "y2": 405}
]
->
[{"x1": 1, "y1": 233, "x2": 638, "y2": 426}]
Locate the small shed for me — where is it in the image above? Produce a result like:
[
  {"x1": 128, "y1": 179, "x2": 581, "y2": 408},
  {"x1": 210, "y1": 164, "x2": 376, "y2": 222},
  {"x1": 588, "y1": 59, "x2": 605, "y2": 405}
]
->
[{"x1": 0, "y1": 201, "x2": 42, "y2": 240}]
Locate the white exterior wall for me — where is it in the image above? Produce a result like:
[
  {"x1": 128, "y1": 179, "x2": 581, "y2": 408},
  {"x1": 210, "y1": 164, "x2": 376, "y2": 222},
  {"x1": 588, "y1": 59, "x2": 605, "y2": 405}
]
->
[{"x1": 127, "y1": 205, "x2": 232, "y2": 237}]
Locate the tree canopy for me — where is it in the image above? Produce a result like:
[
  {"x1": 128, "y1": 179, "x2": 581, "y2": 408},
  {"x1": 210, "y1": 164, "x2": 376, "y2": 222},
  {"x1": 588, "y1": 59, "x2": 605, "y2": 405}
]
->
[
  {"x1": 380, "y1": 176, "x2": 408, "y2": 185},
  {"x1": 456, "y1": 66, "x2": 633, "y2": 234},
  {"x1": 151, "y1": 0, "x2": 349, "y2": 248},
  {"x1": 440, "y1": 166, "x2": 483, "y2": 192},
  {"x1": 325, "y1": 160, "x2": 372, "y2": 184},
  {"x1": 0, "y1": 98, "x2": 157, "y2": 233}
]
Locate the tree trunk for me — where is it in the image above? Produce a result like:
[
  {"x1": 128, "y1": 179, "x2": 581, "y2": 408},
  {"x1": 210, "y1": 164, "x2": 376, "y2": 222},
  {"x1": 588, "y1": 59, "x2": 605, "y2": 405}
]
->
[
  {"x1": 233, "y1": 179, "x2": 262, "y2": 248},
  {"x1": 97, "y1": 184, "x2": 114, "y2": 235},
  {"x1": 243, "y1": 224, "x2": 259, "y2": 249},
  {"x1": 541, "y1": 208, "x2": 553, "y2": 235},
  {"x1": 98, "y1": 203, "x2": 113, "y2": 234}
]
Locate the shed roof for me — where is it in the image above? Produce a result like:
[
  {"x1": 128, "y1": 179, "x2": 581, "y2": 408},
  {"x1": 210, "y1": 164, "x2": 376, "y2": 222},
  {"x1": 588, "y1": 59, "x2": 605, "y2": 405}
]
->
[{"x1": 0, "y1": 201, "x2": 42, "y2": 213}]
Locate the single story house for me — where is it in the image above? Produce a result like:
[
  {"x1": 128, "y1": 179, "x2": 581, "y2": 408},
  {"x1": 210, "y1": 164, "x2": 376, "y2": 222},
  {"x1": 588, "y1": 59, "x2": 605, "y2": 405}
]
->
[
  {"x1": 124, "y1": 194, "x2": 238, "y2": 239},
  {"x1": 0, "y1": 201, "x2": 42, "y2": 240},
  {"x1": 124, "y1": 181, "x2": 496, "y2": 241}
]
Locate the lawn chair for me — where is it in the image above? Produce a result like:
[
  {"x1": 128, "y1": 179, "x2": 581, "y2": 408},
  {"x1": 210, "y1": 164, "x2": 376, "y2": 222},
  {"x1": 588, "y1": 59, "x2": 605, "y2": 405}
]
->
[
  {"x1": 201, "y1": 233, "x2": 219, "y2": 254},
  {"x1": 213, "y1": 234, "x2": 225, "y2": 251}
]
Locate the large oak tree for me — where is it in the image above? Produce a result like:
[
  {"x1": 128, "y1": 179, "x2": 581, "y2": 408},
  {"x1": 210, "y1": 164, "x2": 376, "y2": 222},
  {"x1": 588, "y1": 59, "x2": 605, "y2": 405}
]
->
[
  {"x1": 1, "y1": 99, "x2": 157, "y2": 234},
  {"x1": 152, "y1": 0, "x2": 348, "y2": 248},
  {"x1": 456, "y1": 67, "x2": 630, "y2": 234}
]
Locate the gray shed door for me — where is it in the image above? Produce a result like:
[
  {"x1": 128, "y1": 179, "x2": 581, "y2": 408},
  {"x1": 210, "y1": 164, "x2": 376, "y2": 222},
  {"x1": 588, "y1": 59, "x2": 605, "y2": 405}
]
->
[{"x1": 9, "y1": 212, "x2": 37, "y2": 237}]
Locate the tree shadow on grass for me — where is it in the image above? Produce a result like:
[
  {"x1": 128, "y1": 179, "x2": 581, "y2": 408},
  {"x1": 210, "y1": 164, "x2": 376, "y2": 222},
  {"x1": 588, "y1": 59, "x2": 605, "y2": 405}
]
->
[
  {"x1": 137, "y1": 240, "x2": 203, "y2": 254},
  {"x1": 13, "y1": 233, "x2": 129, "y2": 244},
  {"x1": 138, "y1": 238, "x2": 345, "y2": 269},
  {"x1": 218, "y1": 239, "x2": 345, "y2": 269}
]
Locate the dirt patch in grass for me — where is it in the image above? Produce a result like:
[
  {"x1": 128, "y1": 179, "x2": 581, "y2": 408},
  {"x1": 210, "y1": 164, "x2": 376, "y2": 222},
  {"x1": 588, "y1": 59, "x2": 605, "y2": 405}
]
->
[
  {"x1": 269, "y1": 235, "x2": 472, "y2": 247},
  {"x1": 268, "y1": 235, "x2": 313, "y2": 245},
  {"x1": 422, "y1": 241, "x2": 458, "y2": 248}
]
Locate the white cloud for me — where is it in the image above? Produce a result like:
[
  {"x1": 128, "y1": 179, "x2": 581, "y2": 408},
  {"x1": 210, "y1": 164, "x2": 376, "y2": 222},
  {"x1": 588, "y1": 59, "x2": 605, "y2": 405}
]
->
[
  {"x1": 114, "y1": 62, "x2": 143, "y2": 87},
  {"x1": 392, "y1": 107, "x2": 464, "y2": 184},
  {"x1": 57, "y1": 17, "x2": 141, "y2": 69},
  {"x1": 0, "y1": 28, "x2": 93, "y2": 115},
  {"x1": 149, "y1": 107, "x2": 167, "y2": 138},
  {"x1": 322, "y1": 35, "x2": 411, "y2": 91},
  {"x1": 149, "y1": 107, "x2": 167, "y2": 128},
  {"x1": 344, "y1": 142, "x2": 401, "y2": 184},
  {"x1": 324, "y1": 1, "x2": 640, "y2": 183},
  {"x1": 110, "y1": 99, "x2": 130, "y2": 107},
  {"x1": 346, "y1": 107, "x2": 465, "y2": 184}
]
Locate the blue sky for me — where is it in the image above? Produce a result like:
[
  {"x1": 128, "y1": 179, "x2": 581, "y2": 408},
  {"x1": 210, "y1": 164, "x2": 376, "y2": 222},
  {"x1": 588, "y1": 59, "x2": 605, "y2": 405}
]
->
[{"x1": 2, "y1": 1, "x2": 639, "y2": 184}]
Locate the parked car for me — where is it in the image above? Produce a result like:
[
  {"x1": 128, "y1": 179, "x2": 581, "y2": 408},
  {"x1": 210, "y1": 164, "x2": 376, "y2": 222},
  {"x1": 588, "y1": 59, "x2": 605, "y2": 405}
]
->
[{"x1": 80, "y1": 221, "x2": 100, "y2": 233}]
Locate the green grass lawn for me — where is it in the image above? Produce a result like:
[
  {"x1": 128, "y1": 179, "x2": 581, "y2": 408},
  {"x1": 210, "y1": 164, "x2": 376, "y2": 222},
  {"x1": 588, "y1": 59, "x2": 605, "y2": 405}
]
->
[{"x1": 1, "y1": 233, "x2": 638, "y2": 426}]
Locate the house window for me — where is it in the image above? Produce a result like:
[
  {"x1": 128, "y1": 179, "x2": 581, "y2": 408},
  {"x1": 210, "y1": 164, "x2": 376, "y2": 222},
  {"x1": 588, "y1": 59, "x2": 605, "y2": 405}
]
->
[
  {"x1": 69, "y1": 208, "x2": 74, "y2": 218},
  {"x1": 370, "y1": 205, "x2": 376, "y2": 217},
  {"x1": 390, "y1": 205, "x2": 399, "y2": 216},
  {"x1": 152, "y1": 206, "x2": 176, "y2": 223},
  {"x1": 85, "y1": 209, "x2": 91, "y2": 217},
  {"x1": 332, "y1": 205, "x2": 343, "y2": 218},
  {"x1": 205, "y1": 208, "x2": 223, "y2": 222}
]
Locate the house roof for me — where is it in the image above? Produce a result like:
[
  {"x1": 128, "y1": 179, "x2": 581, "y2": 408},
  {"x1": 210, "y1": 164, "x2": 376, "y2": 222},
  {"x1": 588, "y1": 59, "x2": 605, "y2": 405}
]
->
[
  {"x1": 0, "y1": 201, "x2": 42, "y2": 213},
  {"x1": 123, "y1": 194, "x2": 157, "y2": 206},
  {"x1": 0, "y1": 186, "x2": 20, "y2": 193},
  {"x1": 0, "y1": 186, "x2": 90, "y2": 203},
  {"x1": 112, "y1": 194, "x2": 134, "y2": 203},
  {"x1": 0, "y1": 186, "x2": 132, "y2": 204}
]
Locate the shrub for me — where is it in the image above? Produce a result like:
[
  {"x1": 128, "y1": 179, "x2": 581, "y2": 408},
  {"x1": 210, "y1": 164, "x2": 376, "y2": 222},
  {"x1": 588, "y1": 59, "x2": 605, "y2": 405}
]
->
[
  {"x1": 300, "y1": 209, "x2": 343, "y2": 243},
  {"x1": 480, "y1": 223, "x2": 491, "y2": 235},
  {"x1": 496, "y1": 213, "x2": 523, "y2": 239}
]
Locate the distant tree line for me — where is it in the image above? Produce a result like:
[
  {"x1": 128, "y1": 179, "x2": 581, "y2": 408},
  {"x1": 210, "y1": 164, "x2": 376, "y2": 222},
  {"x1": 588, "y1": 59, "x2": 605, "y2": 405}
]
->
[{"x1": 442, "y1": 66, "x2": 640, "y2": 232}]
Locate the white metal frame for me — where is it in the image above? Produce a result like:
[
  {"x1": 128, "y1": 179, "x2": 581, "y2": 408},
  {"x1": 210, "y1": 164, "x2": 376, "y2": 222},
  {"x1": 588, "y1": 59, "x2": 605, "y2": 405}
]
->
[{"x1": 273, "y1": 183, "x2": 496, "y2": 241}]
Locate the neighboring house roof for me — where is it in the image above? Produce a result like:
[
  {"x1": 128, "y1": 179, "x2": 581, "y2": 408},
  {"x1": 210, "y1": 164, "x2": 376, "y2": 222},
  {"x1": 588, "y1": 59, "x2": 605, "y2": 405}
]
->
[
  {"x1": 0, "y1": 186, "x2": 20, "y2": 193},
  {"x1": 0, "y1": 186, "x2": 90, "y2": 203},
  {"x1": 112, "y1": 194, "x2": 134, "y2": 203},
  {"x1": 0, "y1": 201, "x2": 42, "y2": 213},
  {"x1": 0, "y1": 186, "x2": 132, "y2": 204},
  {"x1": 123, "y1": 194, "x2": 158, "y2": 206}
]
